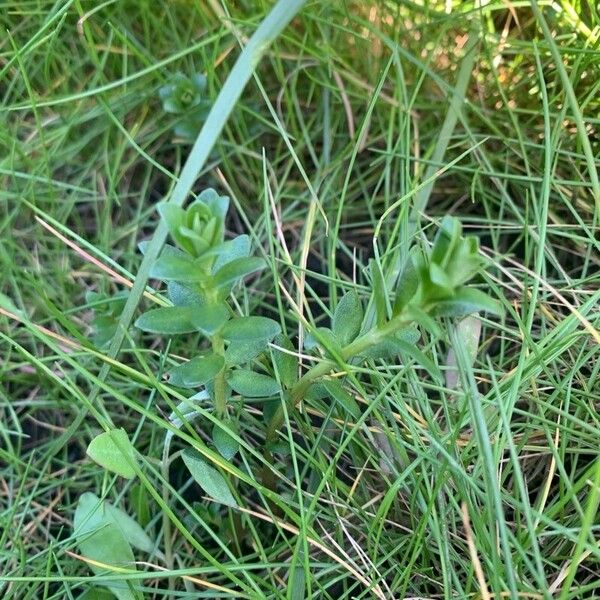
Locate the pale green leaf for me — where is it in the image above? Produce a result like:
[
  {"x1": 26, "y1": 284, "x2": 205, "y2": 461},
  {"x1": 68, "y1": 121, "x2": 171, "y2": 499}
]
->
[
  {"x1": 182, "y1": 449, "x2": 237, "y2": 507},
  {"x1": 169, "y1": 354, "x2": 224, "y2": 387},
  {"x1": 86, "y1": 429, "x2": 137, "y2": 479},
  {"x1": 332, "y1": 291, "x2": 363, "y2": 346},
  {"x1": 221, "y1": 316, "x2": 280, "y2": 343},
  {"x1": 191, "y1": 304, "x2": 230, "y2": 336},
  {"x1": 135, "y1": 306, "x2": 196, "y2": 334},
  {"x1": 228, "y1": 369, "x2": 280, "y2": 397}
]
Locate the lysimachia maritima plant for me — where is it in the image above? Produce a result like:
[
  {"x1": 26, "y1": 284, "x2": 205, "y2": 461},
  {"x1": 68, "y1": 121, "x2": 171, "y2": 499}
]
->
[
  {"x1": 159, "y1": 72, "x2": 211, "y2": 141},
  {"x1": 135, "y1": 192, "x2": 502, "y2": 463}
]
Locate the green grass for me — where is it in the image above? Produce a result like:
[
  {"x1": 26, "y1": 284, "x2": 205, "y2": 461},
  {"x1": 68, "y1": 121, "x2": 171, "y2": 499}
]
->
[{"x1": 1, "y1": 0, "x2": 600, "y2": 598}]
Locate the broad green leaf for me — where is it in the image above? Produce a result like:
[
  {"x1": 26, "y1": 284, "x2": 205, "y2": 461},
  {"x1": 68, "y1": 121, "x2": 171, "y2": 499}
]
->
[
  {"x1": 212, "y1": 235, "x2": 251, "y2": 272},
  {"x1": 149, "y1": 254, "x2": 205, "y2": 282},
  {"x1": 135, "y1": 306, "x2": 196, "y2": 334},
  {"x1": 104, "y1": 501, "x2": 154, "y2": 554},
  {"x1": 224, "y1": 339, "x2": 269, "y2": 365},
  {"x1": 212, "y1": 420, "x2": 239, "y2": 460},
  {"x1": 332, "y1": 291, "x2": 363, "y2": 346},
  {"x1": 76, "y1": 492, "x2": 153, "y2": 554},
  {"x1": 271, "y1": 334, "x2": 298, "y2": 387},
  {"x1": 191, "y1": 304, "x2": 230, "y2": 336},
  {"x1": 169, "y1": 354, "x2": 224, "y2": 387},
  {"x1": 432, "y1": 287, "x2": 504, "y2": 317},
  {"x1": 221, "y1": 316, "x2": 281, "y2": 343},
  {"x1": 322, "y1": 380, "x2": 361, "y2": 419},
  {"x1": 73, "y1": 493, "x2": 137, "y2": 600},
  {"x1": 213, "y1": 256, "x2": 265, "y2": 291},
  {"x1": 228, "y1": 369, "x2": 281, "y2": 397},
  {"x1": 167, "y1": 281, "x2": 205, "y2": 307},
  {"x1": 86, "y1": 429, "x2": 137, "y2": 479},
  {"x1": 181, "y1": 449, "x2": 237, "y2": 507}
]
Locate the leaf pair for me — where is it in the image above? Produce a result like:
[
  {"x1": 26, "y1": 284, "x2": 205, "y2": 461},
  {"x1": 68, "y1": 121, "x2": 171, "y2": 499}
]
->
[{"x1": 74, "y1": 492, "x2": 153, "y2": 600}]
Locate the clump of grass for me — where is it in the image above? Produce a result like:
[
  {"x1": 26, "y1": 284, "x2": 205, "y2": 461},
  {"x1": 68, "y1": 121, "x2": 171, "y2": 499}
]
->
[{"x1": 1, "y1": 1, "x2": 599, "y2": 599}]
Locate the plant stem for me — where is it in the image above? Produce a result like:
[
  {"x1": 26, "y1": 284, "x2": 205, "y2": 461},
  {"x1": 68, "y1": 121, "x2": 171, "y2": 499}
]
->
[
  {"x1": 212, "y1": 334, "x2": 228, "y2": 417},
  {"x1": 265, "y1": 313, "x2": 410, "y2": 443}
]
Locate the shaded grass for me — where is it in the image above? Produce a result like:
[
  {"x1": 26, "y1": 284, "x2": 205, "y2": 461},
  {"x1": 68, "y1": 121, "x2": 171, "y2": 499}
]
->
[{"x1": 1, "y1": 1, "x2": 600, "y2": 598}]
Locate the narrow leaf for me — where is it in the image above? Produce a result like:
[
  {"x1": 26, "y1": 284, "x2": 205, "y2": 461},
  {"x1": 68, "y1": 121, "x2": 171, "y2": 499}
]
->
[
  {"x1": 322, "y1": 380, "x2": 361, "y2": 419},
  {"x1": 370, "y1": 259, "x2": 388, "y2": 326},
  {"x1": 182, "y1": 449, "x2": 237, "y2": 507},
  {"x1": 394, "y1": 339, "x2": 442, "y2": 382},
  {"x1": 86, "y1": 429, "x2": 137, "y2": 479},
  {"x1": 432, "y1": 287, "x2": 504, "y2": 318}
]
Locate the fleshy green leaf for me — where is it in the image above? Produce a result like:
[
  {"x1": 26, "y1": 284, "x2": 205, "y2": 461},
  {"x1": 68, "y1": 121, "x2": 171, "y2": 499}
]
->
[
  {"x1": 86, "y1": 429, "x2": 137, "y2": 479},
  {"x1": 221, "y1": 316, "x2": 281, "y2": 343},
  {"x1": 322, "y1": 380, "x2": 361, "y2": 419},
  {"x1": 73, "y1": 493, "x2": 137, "y2": 600},
  {"x1": 431, "y1": 287, "x2": 504, "y2": 318},
  {"x1": 191, "y1": 304, "x2": 230, "y2": 336},
  {"x1": 150, "y1": 254, "x2": 205, "y2": 282},
  {"x1": 181, "y1": 449, "x2": 237, "y2": 507},
  {"x1": 332, "y1": 291, "x2": 363, "y2": 346},
  {"x1": 228, "y1": 369, "x2": 281, "y2": 397},
  {"x1": 213, "y1": 256, "x2": 265, "y2": 292},
  {"x1": 271, "y1": 334, "x2": 298, "y2": 387},
  {"x1": 169, "y1": 354, "x2": 224, "y2": 388},
  {"x1": 135, "y1": 306, "x2": 196, "y2": 334},
  {"x1": 224, "y1": 339, "x2": 269, "y2": 365},
  {"x1": 211, "y1": 235, "x2": 251, "y2": 272},
  {"x1": 167, "y1": 281, "x2": 205, "y2": 307},
  {"x1": 212, "y1": 420, "x2": 239, "y2": 460},
  {"x1": 393, "y1": 256, "x2": 418, "y2": 314}
]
